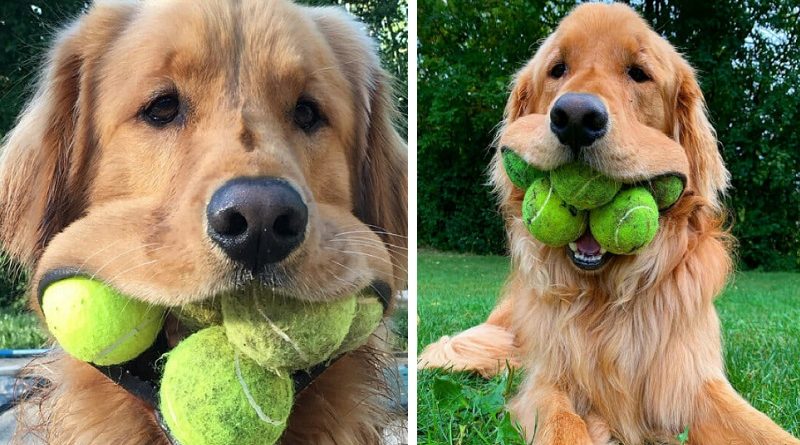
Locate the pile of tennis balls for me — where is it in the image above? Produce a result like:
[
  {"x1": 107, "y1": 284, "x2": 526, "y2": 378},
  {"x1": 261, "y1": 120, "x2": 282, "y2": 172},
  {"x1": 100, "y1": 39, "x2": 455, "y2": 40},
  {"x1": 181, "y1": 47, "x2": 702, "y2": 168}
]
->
[
  {"x1": 41, "y1": 277, "x2": 384, "y2": 445},
  {"x1": 501, "y1": 147, "x2": 684, "y2": 254}
]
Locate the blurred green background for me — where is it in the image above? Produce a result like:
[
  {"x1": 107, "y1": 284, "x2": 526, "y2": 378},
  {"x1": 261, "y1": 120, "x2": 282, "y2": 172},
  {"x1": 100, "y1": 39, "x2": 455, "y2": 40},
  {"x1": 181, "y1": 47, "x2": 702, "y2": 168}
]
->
[
  {"x1": 0, "y1": 0, "x2": 407, "y2": 344},
  {"x1": 418, "y1": 0, "x2": 799, "y2": 272}
]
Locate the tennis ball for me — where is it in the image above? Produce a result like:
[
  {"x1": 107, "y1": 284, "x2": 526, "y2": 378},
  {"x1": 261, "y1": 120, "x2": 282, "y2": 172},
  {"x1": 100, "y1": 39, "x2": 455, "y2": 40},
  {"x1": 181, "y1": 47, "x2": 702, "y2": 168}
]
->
[
  {"x1": 649, "y1": 175, "x2": 685, "y2": 210},
  {"x1": 501, "y1": 147, "x2": 545, "y2": 189},
  {"x1": 222, "y1": 293, "x2": 356, "y2": 371},
  {"x1": 174, "y1": 299, "x2": 222, "y2": 331},
  {"x1": 550, "y1": 162, "x2": 621, "y2": 210},
  {"x1": 589, "y1": 187, "x2": 659, "y2": 255},
  {"x1": 522, "y1": 177, "x2": 587, "y2": 247},
  {"x1": 41, "y1": 277, "x2": 164, "y2": 366},
  {"x1": 334, "y1": 296, "x2": 384, "y2": 355},
  {"x1": 160, "y1": 327, "x2": 293, "y2": 445}
]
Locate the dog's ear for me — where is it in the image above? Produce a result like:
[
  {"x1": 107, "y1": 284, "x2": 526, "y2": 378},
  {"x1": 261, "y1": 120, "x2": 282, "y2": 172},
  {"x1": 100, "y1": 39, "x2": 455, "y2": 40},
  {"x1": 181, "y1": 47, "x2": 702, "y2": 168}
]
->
[
  {"x1": 308, "y1": 8, "x2": 408, "y2": 291},
  {"x1": 505, "y1": 62, "x2": 536, "y2": 121},
  {"x1": 674, "y1": 61, "x2": 730, "y2": 211},
  {"x1": 0, "y1": 3, "x2": 135, "y2": 268}
]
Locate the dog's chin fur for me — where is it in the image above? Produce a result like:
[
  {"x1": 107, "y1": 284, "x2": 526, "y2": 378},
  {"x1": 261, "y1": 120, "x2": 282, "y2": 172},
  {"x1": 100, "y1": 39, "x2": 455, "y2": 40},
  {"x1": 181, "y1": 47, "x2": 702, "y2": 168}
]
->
[
  {"x1": 0, "y1": 0, "x2": 407, "y2": 444},
  {"x1": 420, "y1": 3, "x2": 798, "y2": 445}
]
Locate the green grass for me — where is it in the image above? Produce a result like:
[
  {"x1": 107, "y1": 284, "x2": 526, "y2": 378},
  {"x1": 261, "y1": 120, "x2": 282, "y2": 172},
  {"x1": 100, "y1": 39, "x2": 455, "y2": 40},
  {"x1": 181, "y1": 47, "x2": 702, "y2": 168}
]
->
[
  {"x1": 0, "y1": 311, "x2": 47, "y2": 350},
  {"x1": 418, "y1": 250, "x2": 800, "y2": 444}
]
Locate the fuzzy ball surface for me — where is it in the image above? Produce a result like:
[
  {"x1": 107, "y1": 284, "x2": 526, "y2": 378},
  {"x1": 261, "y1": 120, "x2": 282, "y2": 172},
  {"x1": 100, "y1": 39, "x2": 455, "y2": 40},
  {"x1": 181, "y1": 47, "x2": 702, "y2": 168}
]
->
[
  {"x1": 501, "y1": 147, "x2": 545, "y2": 189},
  {"x1": 649, "y1": 175, "x2": 684, "y2": 210},
  {"x1": 550, "y1": 162, "x2": 620, "y2": 210},
  {"x1": 41, "y1": 277, "x2": 164, "y2": 366},
  {"x1": 160, "y1": 327, "x2": 293, "y2": 445},
  {"x1": 522, "y1": 177, "x2": 587, "y2": 247},
  {"x1": 334, "y1": 296, "x2": 383, "y2": 355},
  {"x1": 175, "y1": 299, "x2": 223, "y2": 332},
  {"x1": 222, "y1": 293, "x2": 356, "y2": 371},
  {"x1": 589, "y1": 187, "x2": 659, "y2": 254}
]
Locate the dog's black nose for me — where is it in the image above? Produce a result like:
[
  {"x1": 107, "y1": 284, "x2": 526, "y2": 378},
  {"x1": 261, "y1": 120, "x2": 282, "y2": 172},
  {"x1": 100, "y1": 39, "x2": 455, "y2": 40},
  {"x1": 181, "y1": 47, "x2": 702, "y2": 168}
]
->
[
  {"x1": 549, "y1": 93, "x2": 608, "y2": 152},
  {"x1": 207, "y1": 177, "x2": 308, "y2": 269}
]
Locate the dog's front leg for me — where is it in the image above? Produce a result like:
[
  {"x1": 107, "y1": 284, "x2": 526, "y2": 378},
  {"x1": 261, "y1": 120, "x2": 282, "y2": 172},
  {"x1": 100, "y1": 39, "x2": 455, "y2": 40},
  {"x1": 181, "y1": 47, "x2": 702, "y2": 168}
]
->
[
  {"x1": 690, "y1": 379, "x2": 800, "y2": 445},
  {"x1": 508, "y1": 377, "x2": 593, "y2": 445}
]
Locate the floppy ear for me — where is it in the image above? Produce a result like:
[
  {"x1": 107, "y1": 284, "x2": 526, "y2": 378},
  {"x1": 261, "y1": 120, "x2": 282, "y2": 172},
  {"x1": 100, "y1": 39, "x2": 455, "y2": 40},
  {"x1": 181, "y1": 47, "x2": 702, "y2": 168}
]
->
[
  {"x1": 308, "y1": 8, "x2": 408, "y2": 291},
  {"x1": 674, "y1": 61, "x2": 730, "y2": 211},
  {"x1": 505, "y1": 62, "x2": 536, "y2": 121},
  {"x1": 0, "y1": 3, "x2": 135, "y2": 269}
]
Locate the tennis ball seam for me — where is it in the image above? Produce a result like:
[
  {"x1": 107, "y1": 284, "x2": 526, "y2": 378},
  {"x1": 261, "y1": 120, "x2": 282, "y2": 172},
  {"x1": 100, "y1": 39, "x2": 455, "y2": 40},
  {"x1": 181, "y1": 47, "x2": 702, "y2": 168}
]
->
[
  {"x1": 92, "y1": 312, "x2": 162, "y2": 363},
  {"x1": 572, "y1": 172, "x2": 605, "y2": 203},
  {"x1": 528, "y1": 182, "x2": 554, "y2": 226},
  {"x1": 234, "y1": 352, "x2": 285, "y2": 427},
  {"x1": 614, "y1": 205, "x2": 659, "y2": 248},
  {"x1": 254, "y1": 305, "x2": 310, "y2": 364}
]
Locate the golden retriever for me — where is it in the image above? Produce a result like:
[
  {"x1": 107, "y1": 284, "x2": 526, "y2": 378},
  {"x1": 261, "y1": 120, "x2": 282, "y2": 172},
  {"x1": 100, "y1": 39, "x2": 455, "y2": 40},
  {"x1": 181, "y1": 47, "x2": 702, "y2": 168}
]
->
[
  {"x1": 0, "y1": 0, "x2": 406, "y2": 444},
  {"x1": 420, "y1": 4, "x2": 798, "y2": 445}
]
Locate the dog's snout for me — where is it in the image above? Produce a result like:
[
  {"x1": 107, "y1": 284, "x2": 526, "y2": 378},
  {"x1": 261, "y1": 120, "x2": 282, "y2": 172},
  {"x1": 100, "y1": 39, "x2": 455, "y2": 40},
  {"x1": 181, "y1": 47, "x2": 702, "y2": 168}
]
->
[
  {"x1": 549, "y1": 93, "x2": 608, "y2": 152},
  {"x1": 207, "y1": 177, "x2": 308, "y2": 269}
]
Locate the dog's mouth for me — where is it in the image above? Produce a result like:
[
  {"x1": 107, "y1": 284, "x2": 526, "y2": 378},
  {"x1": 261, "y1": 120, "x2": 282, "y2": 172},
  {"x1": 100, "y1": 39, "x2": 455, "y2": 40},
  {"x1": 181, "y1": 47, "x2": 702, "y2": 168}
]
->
[{"x1": 566, "y1": 229, "x2": 610, "y2": 271}]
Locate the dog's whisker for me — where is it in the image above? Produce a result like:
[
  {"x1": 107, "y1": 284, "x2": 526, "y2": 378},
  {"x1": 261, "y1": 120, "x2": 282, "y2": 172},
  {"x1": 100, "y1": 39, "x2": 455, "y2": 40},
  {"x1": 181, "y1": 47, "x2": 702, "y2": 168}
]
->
[{"x1": 88, "y1": 243, "x2": 165, "y2": 280}]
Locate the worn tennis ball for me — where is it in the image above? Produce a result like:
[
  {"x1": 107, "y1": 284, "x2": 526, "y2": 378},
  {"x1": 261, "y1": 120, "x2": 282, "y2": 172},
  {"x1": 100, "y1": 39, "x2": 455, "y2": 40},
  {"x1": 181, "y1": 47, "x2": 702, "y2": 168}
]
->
[
  {"x1": 522, "y1": 177, "x2": 587, "y2": 247},
  {"x1": 649, "y1": 175, "x2": 685, "y2": 210},
  {"x1": 174, "y1": 299, "x2": 223, "y2": 332},
  {"x1": 334, "y1": 296, "x2": 384, "y2": 355},
  {"x1": 41, "y1": 277, "x2": 164, "y2": 366},
  {"x1": 222, "y1": 293, "x2": 357, "y2": 371},
  {"x1": 589, "y1": 187, "x2": 659, "y2": 255},
  {"x1": 501, "y1": 147, "x2": 545, "y2": 189},
  {"x1": 550, "y1": 162, "x2": 621, "y2": 210},
  {"x1": 160, "y1": 327, "x2": 293, "y2": 445}
]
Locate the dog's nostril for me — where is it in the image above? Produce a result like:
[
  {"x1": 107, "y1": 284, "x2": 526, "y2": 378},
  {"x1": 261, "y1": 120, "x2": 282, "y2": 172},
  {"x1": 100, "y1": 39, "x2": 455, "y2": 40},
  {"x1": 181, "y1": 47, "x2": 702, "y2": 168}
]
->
[
  {"x1": 584, "y1": 111, "x2": 608, "y2": 132},
  {"x1": 551, "y1": 108, "x2": 569, "y2": 128},
  {"x1": 212, "y1": 210, "x2": 248, "y2": 237},
  {"x1": 273, "y1": 214, "x2": 300, "y2": 238}
]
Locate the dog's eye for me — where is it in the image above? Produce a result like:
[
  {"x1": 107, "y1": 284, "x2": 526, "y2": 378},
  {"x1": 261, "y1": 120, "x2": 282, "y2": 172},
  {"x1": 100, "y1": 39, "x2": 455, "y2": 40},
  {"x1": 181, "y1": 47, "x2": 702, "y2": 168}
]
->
[
  {"x1": 628, "y1": 66, "x2": 651, "y2": 83},
  {"x1": 293, "y1": 98, "x2": 324, "y2": 132},
  {"x1": 143, "y1": 93, "x2": 180, "y2": 126},
  {"x1": 549, "y1": 63, "x2": 567, "y2": 79}
]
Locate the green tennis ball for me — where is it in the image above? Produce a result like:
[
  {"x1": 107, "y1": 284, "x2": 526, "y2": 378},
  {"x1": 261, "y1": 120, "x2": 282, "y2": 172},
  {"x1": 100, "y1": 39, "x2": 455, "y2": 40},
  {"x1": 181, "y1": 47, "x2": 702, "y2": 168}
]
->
[
  {"x1": 174, "y1": 299, "x2": 223, "y2": 332},
  {"x1": 649, "y1": 175, "x2": 685, "y2": 210},
  {"x1": 522, "y1": 177, "x2": 587, "y2": 247},
  {"x1": 160, "y1": 327, "x2": 293, "y2": 445},
  {"x1": 550, "y1": 162, "x2": 621, "y2": 210},
  {"x1": 501, "y1": 147, "x2": 545, "y2": 189},
  {"x1": 222, "y1": 293, "x2": 356, "y2": 371},
  {"x1": 334, "y1": 297, "x2": 383, "y2": 355},
  {"x1": 41, "y1": 277, "x2": 164, "y2": 366},
  {"x1": 589, "y1": 187, "x2": 660, "y2": 255}
]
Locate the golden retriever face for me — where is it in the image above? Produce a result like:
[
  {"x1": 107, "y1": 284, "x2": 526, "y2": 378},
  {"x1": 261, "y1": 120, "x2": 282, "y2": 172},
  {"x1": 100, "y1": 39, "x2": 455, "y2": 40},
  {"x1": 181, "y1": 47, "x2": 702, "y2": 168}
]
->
[
  {"x1": 0, "y1": 0, "x2": 407, "y2": 308},
  {"x1": 494, "y1": 3, "x2": 728, "y2": 276}
]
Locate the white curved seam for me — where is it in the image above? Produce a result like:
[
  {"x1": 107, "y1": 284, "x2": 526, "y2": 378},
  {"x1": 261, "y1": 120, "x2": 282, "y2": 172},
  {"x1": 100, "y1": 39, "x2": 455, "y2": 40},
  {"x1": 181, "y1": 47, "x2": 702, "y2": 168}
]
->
[
  {"x1": 614, "y1": 205, "x2": 657, "y2": 246},
  {"x1": 573, "y1": 172, "x2": 602, "y2": 201},
  {"x1": 235, "y1": 353, "x2": 284, "y2": 427},
  {"x1": 531, "y1": 184, "x2": 553, "y2": 225},
  {"x1": 93, "y1": 312, "x2": 158, "y2": 362},
  {"x1": 255, "y1": 306, "x2": 309, "y2": 362}
]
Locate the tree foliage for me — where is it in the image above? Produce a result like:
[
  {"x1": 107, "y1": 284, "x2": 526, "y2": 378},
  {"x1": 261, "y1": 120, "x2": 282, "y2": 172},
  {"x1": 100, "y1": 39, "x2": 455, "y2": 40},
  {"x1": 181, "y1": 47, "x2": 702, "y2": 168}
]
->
[{"x1": 419, "y1": 0, "x2": 799, "y2": 271}]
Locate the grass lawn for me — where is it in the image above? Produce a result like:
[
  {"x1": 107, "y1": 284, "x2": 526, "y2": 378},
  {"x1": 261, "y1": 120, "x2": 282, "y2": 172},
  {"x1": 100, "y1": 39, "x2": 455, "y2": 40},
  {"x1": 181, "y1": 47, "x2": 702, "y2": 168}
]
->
[
  {"x1": 418, "y1": 249, "x2": 800, "y2": 444},
  {"x1": 0, "y1": 311, "x2": 47, "y2": 350}
]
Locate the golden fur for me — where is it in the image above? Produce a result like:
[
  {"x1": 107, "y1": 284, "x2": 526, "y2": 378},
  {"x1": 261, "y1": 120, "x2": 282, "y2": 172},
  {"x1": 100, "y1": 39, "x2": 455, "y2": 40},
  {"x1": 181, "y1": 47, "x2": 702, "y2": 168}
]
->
[
  {"x1": 420, "y1": 4, "x2": 797, "y2": 445},
  {"x1": 0, "y1": 0, "x2": 407, "y2": 443}
]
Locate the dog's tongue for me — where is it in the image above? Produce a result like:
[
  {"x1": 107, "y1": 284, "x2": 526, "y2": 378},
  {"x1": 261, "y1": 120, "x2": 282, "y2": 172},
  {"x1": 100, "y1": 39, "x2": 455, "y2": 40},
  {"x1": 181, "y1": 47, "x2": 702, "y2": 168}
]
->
[{"x1": 576, "y1": 231, "x2": 601, "y2": 255}]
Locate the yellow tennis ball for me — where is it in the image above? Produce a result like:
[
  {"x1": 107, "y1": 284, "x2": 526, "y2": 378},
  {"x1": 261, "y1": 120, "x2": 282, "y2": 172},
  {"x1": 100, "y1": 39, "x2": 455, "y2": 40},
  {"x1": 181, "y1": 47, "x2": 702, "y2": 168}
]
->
[
  {"x1": 589, "y1": 187, "x2": 659, "y2": 254},
  {"x1": 160, "y1": 327, "x2": 293, "y2": 445},
  {"x1": 648, "y1": 175, "x2": 685, "y2": 210},
  {"x1": 334, "y1": 296, "x2": 384, "y2": 355},
  {"x1": 222, "y1": 293, "x2": 356, "y2": 371},
  {"x1": 41, "y1": 277, "x2": 164, "y2": 366},
  {"x1": 522, "y1": 177, "x2": 587, "y2": 247},
  {"x1": 550, "y1": 162, "x2": 621, "y2": 210},
  {"x1": 174, "y1": 299, "x2": 223, "y2": 332},
  {"x1": 501, "y1": 147, "x2": 546, "y2": 189}
]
